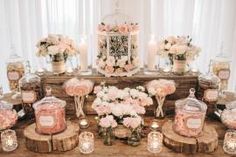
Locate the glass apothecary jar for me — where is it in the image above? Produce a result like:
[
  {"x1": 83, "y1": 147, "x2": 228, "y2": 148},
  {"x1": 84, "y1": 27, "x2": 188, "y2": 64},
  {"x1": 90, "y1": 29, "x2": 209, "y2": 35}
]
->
[
  {"x1": 33, "y1": 87, "x2": 67, "y2": 135},
  {"x1": 211, "y1": 55, "x2": 230, "y2": 91},
  {"x1": 198, "y1": 72, "x2": 220, "y2": 114},
  {"x1": 1, "y1": 129, "x2": 18, "y2": 152},
  {"x1": 96, "y1": 4, "x2": 140, "y2": 77},
  {"x1": 6, "y1": 52, "x2": 25, "y2": 92},
  {"x1": 173, "y1": 88, "x2": 207, "y2": 137},
  {"x1": 19, "y1": 61, "x2": 43, "y2": 117},
  {"x1": 0, "y1": 101, "x2": 18, "y2": 131},
  {"x1": 221, "y1": 101, "x2": 236, "y2": 129}
]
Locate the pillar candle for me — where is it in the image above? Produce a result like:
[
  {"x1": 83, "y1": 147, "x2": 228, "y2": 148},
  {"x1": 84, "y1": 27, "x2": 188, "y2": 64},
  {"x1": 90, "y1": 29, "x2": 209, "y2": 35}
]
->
[
  {"x1": 78, "y1": 39, "x2": 88, "y2": 71},
  {"x1": 147, "y1": 35, "x2": 157, "y2": 71}
]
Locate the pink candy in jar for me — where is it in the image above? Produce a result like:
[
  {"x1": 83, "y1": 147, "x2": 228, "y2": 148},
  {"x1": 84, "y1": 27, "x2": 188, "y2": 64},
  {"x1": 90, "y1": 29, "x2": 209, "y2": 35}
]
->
[
  {"x1": 33, "y1": 87, "x2": 66, "y2": 135},
  {"x1": 173, "y1": 88, "x2": 207, "y2": 137}
]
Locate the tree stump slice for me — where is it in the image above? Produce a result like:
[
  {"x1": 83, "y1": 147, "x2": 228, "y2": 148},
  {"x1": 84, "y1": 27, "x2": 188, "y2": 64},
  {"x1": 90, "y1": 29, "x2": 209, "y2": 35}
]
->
[
  {"x1": 162, "y1": 120, "x2": 218, "y2": 154},
  {"x1": 52, "y1": 121, "x2": 80, "y2": 152},
  {"x1": 24, "y1": 123, "x2": 52, "y2": 153},
  {"x1": 24, "y1": 121, "x2": 80, "y2": 153}
]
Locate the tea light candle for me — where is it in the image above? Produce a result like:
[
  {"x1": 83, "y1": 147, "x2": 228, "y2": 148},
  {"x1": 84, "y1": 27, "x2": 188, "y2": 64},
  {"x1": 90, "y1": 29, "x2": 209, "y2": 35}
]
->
[
  {"x1": 223, "y1": 130, "x2": 236, "y2": 155},
  {"x1": 79, "y1": 132, "x2": 94, "y2": 154},
  {"x1": 147, "y1": 131, "x2": 163, "y2": 153},
  {"x1": 79, "y1": 118, "x2": 89, "y2": 129},
  {"x1": 1, "y1": 129, "x2": 18, "y2": 152},
  {"x1": 151, "y1": 121, "x2": 159, "y2": 131},
  {"x1": 147, "y1": 35, "x2": 157, "y2": 71},
  {"x1": 78, "y1": 38, "x2": 88, "y2": 72}
]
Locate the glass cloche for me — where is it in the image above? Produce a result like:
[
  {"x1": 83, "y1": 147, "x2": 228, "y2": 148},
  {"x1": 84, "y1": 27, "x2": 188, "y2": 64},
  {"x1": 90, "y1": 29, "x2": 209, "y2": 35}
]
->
[
  {"x1": 0, "y1": 101, "x2": 18, "y2": 131},
  {"x1": 6, "y1": 47, "x2": 25, "y2": 92},
  {"x1": 19, "y1": 61, "x2": 43, "y2": 117},
  {"x1": 173, "y1": 88, "x2": 207, "y2": 137},
  {"x1": 33, "y1": 87, "x2": 66, "y2": 135},
  {"x1": 96, "y1": 2, "x2": 140, "y2": 77}
]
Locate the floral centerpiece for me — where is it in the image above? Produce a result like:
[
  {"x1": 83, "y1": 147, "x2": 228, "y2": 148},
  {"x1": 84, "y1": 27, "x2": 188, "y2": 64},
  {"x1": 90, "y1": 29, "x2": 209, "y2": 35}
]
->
[
  {"x1": 92, "y1": 83, "x2": 152, "y2": 146},
  {"x1": 157, "y1": 36, "x2": 201, "y2": 74},
  {"x1": 147, "y1": 79, "x2": 176, "y2": 118},
  {"x1": 36, "y1": 34, "x2": 78, "y2": 73},
  {"x1": 97, "y1": 23, "x2": 140, "y2": 77},
  {"x1": 64, "y1": 78, "x2": 94, "y2": 118}
]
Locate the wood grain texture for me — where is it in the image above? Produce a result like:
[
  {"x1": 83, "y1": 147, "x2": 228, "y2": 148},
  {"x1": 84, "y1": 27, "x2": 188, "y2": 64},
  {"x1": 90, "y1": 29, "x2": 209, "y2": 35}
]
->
[
  {"x1": 162, "y1": 121, "x2": 218, "y2": 154},
  {"x1": 23, "y1": 121, "x2": 80, "y2": 153}
]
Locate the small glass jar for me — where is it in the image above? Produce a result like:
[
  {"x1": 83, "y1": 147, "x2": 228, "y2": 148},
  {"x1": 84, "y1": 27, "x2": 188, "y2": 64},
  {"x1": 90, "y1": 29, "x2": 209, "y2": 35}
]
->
[
  {"x1": 33, "y1": 87, "x2": 66, "y2": 135},
  {"x1": 1, "y1": 129, "x2": 18, "y2": 152},
  {"x1": 19, "y1": 61, "x2": 43, "y2": 117},
  {"x1": 198, "y1": 72, "x2": 220, "y2": 114},
  {"x1": 6, "y1": 52, "x2": 25, "y2": 92},
  {"x1": 173, "y1": 88, "x2": 207, "y2": 137},
  {"x1": 211, "y1": 55, "x2": 230, "y2": 91},
  {"x1": 79, "y1": 132, "x2": 94, "y2": 154},
  {"x1": 0, "y1": 101, "x2": 18, "y2": 131},
  {"x1": 147, "y1": 131, "x2": 163, "y2": 153},
  {"x1": 221, "y1": 101, "x2": 236, "y2": 129},
  {"x1": 223, "y1": 130, "x2": 236, "y2": 155}
]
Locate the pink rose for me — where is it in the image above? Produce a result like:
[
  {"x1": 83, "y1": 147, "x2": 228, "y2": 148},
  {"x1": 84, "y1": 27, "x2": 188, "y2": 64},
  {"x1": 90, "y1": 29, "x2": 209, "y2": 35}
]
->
[
  {"x1": 124, "y1": 64, "x2": 134, "y2": 72},
  {"x1": 98, "y1": 24, "x2": 105, "y2": 32},
  {"x1": 99, "y1": 115, "x2": 117, "y2": 128},
  {"x1": 94, "y1": 86, "x2": 102, "y2": 94},
  {"x1": 107, "y1": 89, "x2": 118, "y2": 101},
  {"x1": 95, "y1": 105, "x2": 111, "y2": 116},
  {"x1": 118, "y1": 24, "x2": 129, "y2": 34},
  {"x1": 74, "y1": 84, "x2": 88, "y2": 96},
  {"x1": 105, "y1": 65, "x2": 114, "y2": 74},
  {"x1": 104, "y1": 24, "x2": 111, "y2": 32}
]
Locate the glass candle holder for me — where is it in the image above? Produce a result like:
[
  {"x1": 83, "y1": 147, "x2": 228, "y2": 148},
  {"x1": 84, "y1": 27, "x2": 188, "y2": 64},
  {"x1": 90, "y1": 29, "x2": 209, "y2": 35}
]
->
[
  {"x1": 223, "y1": 130, "x2": 236, "y2": 155},
  {"x1": 1, "y1": 129, "x2": 18, "y2": 152},
  {"x1": 147, "y1": 131, "x2": 163, "y2": 153},
  {"x1": 79, "y1": 132, "x2": 94, "y2": 154}
]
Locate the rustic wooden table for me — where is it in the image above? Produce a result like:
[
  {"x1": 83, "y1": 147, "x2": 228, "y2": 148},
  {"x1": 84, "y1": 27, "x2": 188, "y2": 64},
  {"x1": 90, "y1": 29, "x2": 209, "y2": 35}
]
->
[{"x1": 0, "y1": 116, "x2": 231, "y2": 157}]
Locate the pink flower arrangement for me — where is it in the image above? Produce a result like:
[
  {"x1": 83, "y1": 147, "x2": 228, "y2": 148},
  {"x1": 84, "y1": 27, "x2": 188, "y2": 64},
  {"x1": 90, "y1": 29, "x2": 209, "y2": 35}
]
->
[
  {"x1": 63, "y1": 78, "x2": 94, "y2": 97},
  {"x1": 146, "y1": 79, "x2": 176, "y2": 97},
  {"x1": 97, "y1": 23, "x2": 139, "y2": 33},
  {"x1": 123, "y1": 116, "x2": 142, "y2": 129},
  {"x1": 99, "y1": 115, "x2": 117, "y2": 128}
]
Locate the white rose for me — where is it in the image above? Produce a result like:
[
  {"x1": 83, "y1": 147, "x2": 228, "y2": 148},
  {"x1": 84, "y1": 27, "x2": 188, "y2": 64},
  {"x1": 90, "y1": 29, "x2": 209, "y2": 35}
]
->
[
  {"x1": 47, "y1": 45, "x2": 59, "y2": 55},
  {"x1": 148, "y1": 87, "x2": 156, "y2": 96},
  {"x1": 112, "y1": 106, "x2": 124, "y2": 117},
  {"x1": 93, "y1": 98, "x2": 102, "y2": 106},
  {"x1": 175, "y1": 45, "x2": 187, "y2": 54},
  {"x1": 164, "y1": 43, "x2": 172, "y2": 50},
  {"x1": 130, "y1": 89, "x2": 139, "y2": 98},
  {"x1": 106, "y1": 56, "x2": 116, "y2": 66}
]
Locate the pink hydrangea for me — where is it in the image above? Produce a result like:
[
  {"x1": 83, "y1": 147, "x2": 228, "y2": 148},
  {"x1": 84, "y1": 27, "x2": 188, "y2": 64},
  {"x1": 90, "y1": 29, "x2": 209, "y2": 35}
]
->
[{"x1": 99, "y1": 115, "x2": 117, "y2": 128}]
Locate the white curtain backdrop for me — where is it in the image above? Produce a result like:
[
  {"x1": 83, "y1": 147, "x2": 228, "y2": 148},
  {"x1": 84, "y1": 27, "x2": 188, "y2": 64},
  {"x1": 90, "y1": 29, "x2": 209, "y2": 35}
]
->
[{"x1": 0, "y1": 0, "x2": 236, "y2": 92}]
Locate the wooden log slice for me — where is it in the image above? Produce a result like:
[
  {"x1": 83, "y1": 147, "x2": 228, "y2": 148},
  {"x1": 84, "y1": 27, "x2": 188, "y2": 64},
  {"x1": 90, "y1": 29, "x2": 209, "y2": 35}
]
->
[
  {"x1": 162, "y1": 120, "x2": 218, "y2": 154},
  {"x1": 24, "y1": 121, "x2": 80, "y2": 153},
  {"x1": 52, "y1": 121, "x2": 80, "y2": 152},
  {"x1": 24, "y1": 123, "x2": 52, "y2": 153}
]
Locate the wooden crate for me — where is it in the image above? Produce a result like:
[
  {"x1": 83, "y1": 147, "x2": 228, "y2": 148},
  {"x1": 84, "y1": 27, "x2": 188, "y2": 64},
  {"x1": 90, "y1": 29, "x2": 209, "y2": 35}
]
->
[{"x1": 40, "y1": 69, "x2": 199, "y2": 116}]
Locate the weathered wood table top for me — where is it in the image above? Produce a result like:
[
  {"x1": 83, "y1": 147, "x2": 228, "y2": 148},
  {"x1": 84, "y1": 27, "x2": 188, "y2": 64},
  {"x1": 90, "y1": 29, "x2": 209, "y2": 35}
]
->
[{"x1": 0, "y1": 116, "x2": 231, "y2": 157}]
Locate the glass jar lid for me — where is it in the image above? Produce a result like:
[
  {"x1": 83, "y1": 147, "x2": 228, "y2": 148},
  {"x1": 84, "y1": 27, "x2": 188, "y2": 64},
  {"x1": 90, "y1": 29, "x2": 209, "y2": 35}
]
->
[
  {"x1": 175, "y1": 88, "x2": 207, "y2": 112},
  {"x1": 33, "y1": 87, "x2": 66, "y2": 110},
  {"x1": 0, "y1": 101, "x2": 13, "y2": 110},
  {"x1": 198, "y1": 72, "x2": 220, "y2": 87},
  {"x1": 19, "y1": 61, "x2": 40, "y2": 84}
]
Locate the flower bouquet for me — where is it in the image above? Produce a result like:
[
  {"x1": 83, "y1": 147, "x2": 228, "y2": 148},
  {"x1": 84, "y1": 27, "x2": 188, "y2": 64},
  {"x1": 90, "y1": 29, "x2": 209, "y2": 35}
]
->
[
  {"x1": 97, "y1": 23, "x2": 140, "y2": 77},
  {"x1": 92, "y1": 83, "x2": 152, "y2": 145},
  {"x1": 147, "y1": 79, "x2": 176, "y2": 118},
  {"x1": 36, "y1": 34, "x2": 78, "y2": 73},
  {"x1": 64, "y1": 78, "x2": 94, "y2": 118},
  {"x1": 157, "y1": 36, "x2": 201, "y2": 75}
]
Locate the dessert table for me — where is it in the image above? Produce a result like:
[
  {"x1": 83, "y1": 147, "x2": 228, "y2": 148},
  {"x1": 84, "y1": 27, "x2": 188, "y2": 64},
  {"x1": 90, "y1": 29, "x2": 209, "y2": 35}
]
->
[{"x1": 0, "y1": 116, "x2": 230, "y2": 157}]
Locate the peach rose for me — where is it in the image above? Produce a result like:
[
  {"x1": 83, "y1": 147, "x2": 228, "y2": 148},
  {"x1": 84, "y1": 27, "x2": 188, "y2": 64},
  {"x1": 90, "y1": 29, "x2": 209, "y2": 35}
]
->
[
  {"x1": 105, "y1": 65, "x2": 114, "y2": 74},
  {"x1": 118, "y1": 24, "x2": 129, "y2": 34},
  {"x1": 124, "y1": 64, "x2": 134, "y2": 72}
]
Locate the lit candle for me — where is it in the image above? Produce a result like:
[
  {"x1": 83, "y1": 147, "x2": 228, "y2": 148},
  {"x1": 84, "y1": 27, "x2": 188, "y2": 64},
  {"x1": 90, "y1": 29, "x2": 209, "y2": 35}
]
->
[
  {"x1": 1, "y1": 129, "x2": 18, "y2": 152},
  {"x1": 79, "y1": 132, "x2": 94, "y2": 154},
  {"x1": 79, "y1": 118, "x2": 89, "y2": 129},
  {"x1": 78, "y1": 38, "x2": 88, "y2": 72},
  {"x1": 147, "y1": 35, "x2": 157, "y2": 71},
  {"x1": 223, "y1": 130, "x2": 236, "y2": 155},
  {"x1": 147, "y1": 131, "x2": 163, "y2": 153},
  {"x1": 151, "y1": 121, "x2": 159, "y2": 131}
]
